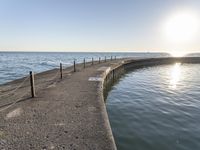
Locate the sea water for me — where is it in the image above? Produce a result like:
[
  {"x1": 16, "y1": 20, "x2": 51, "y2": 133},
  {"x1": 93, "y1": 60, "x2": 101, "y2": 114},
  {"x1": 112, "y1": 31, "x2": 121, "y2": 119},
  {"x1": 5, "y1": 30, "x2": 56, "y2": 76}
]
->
[
  {"x1": 106, "y1": 63, "x2": 200, "y2": 150},
  {"x1": 0, "y1": 52, "x2": 168, "y2": 84}
]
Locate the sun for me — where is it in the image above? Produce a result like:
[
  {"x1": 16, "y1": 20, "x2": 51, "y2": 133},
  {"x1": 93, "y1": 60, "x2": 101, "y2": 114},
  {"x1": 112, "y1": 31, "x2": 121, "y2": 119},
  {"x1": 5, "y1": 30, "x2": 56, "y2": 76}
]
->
[
  {"x1": 169, "y1": 51, "x2": 188, "y2": 57},
  {"x1": 163, "y1": 10, "x2": 199, "y2": 43}
]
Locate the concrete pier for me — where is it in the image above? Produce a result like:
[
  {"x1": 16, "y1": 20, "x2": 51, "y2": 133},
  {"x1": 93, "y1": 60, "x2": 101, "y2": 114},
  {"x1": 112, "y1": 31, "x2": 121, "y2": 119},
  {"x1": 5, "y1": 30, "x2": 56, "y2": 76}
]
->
[
  {"x1": 0, "y1": 58, "x2": 127, "y2": 150},
  {"x1": 0, "y1": 57, "x2": 200, "y2": 150}
]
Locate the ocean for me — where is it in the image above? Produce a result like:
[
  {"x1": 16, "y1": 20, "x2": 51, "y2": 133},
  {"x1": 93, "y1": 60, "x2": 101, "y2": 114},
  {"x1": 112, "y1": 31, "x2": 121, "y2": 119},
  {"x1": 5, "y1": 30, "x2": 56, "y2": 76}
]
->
[{"x1": 0, "y1": 52, "x2": 169, "y2": 84}]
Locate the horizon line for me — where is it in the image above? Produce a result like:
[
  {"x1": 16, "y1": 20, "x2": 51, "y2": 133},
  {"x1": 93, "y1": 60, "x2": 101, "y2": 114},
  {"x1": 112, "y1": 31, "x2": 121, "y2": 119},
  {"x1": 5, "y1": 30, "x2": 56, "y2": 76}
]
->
[{"x1": 0, "y1": 50, "x2": 171, "y2": 53}]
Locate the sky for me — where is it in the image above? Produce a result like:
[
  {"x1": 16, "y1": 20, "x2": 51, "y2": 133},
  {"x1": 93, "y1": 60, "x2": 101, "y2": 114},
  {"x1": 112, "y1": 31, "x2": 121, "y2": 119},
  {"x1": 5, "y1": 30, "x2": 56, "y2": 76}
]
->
[{"x1": 0, "y1": 0, "x2": 200, "y2": 53}]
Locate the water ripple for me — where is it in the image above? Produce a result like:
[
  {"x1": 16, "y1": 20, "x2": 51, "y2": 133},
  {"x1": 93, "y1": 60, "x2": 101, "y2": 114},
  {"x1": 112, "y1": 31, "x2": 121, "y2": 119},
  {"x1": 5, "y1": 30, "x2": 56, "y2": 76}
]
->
[
  {"x1": 0, "y1": 52, "x2": 169, "y2": 84},
  {"x1": 107, "y1": 63, "x2": 200, "y2": 150}
]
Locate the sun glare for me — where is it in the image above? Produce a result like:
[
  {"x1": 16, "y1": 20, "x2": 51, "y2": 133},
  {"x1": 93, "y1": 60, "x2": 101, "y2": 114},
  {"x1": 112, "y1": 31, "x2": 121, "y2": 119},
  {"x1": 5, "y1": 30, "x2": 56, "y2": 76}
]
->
[
  {"x1": 169, "y1": 51, "x2": 188, "y2": 57},
  {"x1": 163, "y1": 10, "x2": 199, "y2": 43},
  {"x1": 169, "y1": 63, "x2": 181, "y2": 89}
]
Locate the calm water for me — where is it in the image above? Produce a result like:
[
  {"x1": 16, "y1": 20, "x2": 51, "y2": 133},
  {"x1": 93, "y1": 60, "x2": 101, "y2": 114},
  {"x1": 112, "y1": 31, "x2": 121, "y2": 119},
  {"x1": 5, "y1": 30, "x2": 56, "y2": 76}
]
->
[
  {"x1": 0, "y1": 52, "x2": 169, "y2": 84},
  {"x1": 106, "y1": 63, "x2": 200, "y2": 150}
]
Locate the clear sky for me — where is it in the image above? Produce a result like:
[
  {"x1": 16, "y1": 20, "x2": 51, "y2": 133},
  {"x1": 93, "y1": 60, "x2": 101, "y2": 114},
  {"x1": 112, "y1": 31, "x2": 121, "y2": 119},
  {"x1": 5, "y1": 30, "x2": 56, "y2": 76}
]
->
[{"x1": 0, "y1": 0, "x2": 200, "y2": 53}]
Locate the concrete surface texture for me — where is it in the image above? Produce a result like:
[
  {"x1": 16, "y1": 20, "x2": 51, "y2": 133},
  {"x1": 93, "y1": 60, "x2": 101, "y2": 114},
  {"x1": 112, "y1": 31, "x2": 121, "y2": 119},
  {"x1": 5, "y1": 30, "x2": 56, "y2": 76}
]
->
[{"x1": 0, "y1": 58, "x2": 126, "y2": 150}]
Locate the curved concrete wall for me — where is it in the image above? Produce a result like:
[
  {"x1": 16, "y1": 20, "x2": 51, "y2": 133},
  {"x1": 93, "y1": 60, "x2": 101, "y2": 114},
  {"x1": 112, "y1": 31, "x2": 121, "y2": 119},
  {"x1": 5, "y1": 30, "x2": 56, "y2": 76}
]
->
[
  {"x1": 123, "y1": 57, "x2": 200, "y2": 71},
  {"x1": 103, "y1": 57, "x2": 200, "y2": 149},
  {"x1": 105, "y1": 57, "x2": 200, "y2": 88}
]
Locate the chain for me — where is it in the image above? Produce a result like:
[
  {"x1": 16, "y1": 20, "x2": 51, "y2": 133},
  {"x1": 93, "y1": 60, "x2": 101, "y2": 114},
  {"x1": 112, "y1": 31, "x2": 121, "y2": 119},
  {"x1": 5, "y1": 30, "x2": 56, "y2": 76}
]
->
[{"x1": 0, "y1": 76, "x2": 29, "y2": 98}]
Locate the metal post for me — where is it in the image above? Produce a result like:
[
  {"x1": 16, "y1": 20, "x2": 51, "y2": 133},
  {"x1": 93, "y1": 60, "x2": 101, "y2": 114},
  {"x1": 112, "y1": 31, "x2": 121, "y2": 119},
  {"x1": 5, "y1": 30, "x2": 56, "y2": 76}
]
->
[
  {"x1": 84, "y1": 58, "x2": 86, "y2": 68},
  {"x1": 111, "y1": 56, "x2": 112, "y2": 61},
  {"x1": 92, "y1": 58, "x2": 94, "y2": 65},
  {"x1": 99, "y1": 57, "x2": 101, "y2": 63},
  {"x1": 74, "y1": 60, "x2": 76, "y2": 72},
  {"x1": 30, "y1": 71, "x2": 35, "y2": 98},
  {"x1": 105, "y1": 56, "x2": 106, "y2": 62},
  {"x1": 60, "y1": 63, "x2": 63, "y2": 79}
]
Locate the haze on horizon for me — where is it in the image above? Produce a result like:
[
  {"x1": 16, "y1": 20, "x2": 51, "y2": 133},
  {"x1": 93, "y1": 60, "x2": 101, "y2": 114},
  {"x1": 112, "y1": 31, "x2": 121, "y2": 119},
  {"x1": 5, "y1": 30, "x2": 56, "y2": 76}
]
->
[{"x1": 0, "y1": 0, "x2": 200, "y2": 55}]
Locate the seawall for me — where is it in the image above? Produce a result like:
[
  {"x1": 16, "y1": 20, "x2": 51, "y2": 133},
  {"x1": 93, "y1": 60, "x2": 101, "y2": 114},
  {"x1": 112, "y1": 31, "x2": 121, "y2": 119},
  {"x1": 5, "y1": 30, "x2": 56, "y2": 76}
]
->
[{"x1": 0, "y1": 57, "x2": 200, "y2": 150}]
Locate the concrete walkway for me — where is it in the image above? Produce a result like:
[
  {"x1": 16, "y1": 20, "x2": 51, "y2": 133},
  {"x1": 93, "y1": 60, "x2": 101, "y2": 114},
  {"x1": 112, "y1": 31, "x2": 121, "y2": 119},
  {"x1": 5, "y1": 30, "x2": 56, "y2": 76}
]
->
[{"x1": 0, "y1": 58, "x2": 127, "y2": 150}]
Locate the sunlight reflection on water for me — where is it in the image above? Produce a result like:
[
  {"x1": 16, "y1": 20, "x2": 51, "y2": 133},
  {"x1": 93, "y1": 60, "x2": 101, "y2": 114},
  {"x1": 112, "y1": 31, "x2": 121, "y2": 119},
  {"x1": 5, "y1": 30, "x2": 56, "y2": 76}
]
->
[
  {"x1": 169, "y1": 63, "x2": 181, "y2": 89},
  {"x1": 107, "y1": 63, "x2": 200, "y2": 150}
]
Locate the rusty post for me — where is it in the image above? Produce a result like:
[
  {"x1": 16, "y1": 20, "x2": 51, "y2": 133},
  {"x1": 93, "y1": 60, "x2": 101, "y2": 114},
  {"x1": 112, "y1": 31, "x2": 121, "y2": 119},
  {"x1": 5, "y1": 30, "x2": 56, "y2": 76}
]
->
[
  {"x1": 84, "y1": 58, "x2": 86, "y2": 68},
  {"x1": 60, "y1": 63, "x2": 63, "y2": 79},
  {"x1": 74, "y1": 60, "x2": 76, "y2": 72},
  {"x1": 30, "y1": 71, "x2": 35, "y2": 98}
]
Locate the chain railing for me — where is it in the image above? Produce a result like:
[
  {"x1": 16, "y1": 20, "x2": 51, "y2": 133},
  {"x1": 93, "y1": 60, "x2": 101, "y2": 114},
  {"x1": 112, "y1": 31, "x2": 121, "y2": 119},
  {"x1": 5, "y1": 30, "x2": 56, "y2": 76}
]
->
[
  {"x1": 0, "y1": 75, "x2": 29, "y2": 98},
  {"x1": 0, "y1": 91, "x2": 29, "y2": 112},
  {"x1": 0, "y1": 56, "x2": 117, "y2": 111}
]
